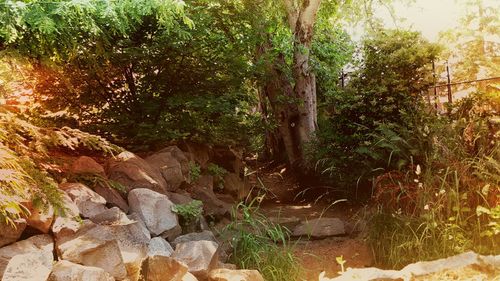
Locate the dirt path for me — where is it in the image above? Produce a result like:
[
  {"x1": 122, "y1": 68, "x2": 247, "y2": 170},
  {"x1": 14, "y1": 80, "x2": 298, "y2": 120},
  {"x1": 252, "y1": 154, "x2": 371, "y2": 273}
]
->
[{"x1": 249, "y1": 164, "x2": 374, "y2": 280}]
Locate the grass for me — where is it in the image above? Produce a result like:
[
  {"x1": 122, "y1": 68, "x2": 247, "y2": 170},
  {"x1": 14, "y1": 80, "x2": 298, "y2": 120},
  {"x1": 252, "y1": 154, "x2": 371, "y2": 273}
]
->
[{"x1": 223, "y1": 198, "x2": 303, "y2": 281}]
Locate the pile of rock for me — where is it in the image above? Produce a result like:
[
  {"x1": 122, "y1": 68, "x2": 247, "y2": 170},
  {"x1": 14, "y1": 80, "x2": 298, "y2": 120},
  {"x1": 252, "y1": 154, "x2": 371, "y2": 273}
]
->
[{"x1": 0, "y1": 145, "x2": 262, "y2": 281}]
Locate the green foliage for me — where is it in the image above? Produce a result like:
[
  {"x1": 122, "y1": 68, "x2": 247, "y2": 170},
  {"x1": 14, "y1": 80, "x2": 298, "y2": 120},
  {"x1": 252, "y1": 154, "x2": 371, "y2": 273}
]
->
[
  {"x1": 188, "y1": 162, "x2": 201, "y2": 183},
  {"x1": 364, "y1": 92, "x2": 500, "y2": 268},
  {"x1": 71, "y1": 173, "x2": 126, "y2": 193},
  {"x1": 172, "y1": 200, "x2": 203, "y2": 223},
  {"x1": 223, "y1": 199, "x2": 302, "y2": 281},
  {"x1": 0, "y1": 107, "x2": 122, "y2": 224},
  {"x1": 310, "y1": 29, "x2": 441, "y2": 192},
  {"x1": 207, "y1": 163, "x2": 228, "y2": 190}
]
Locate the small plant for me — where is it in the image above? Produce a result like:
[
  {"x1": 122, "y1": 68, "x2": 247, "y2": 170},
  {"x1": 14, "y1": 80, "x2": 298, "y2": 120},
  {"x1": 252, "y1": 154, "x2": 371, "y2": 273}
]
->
[
  {"x1": 222, "y1": 198, "x2": 302, "y2": 281},
  {"x1": 172, "y1": 200, "x2": 203, "y2": 224},
  {"x1": 71, "y1": 173, "x2": 126, "y2": 193},
  {"x1": 207, "y1": 163, "x2": 228, "y2": 190},
  {"x1": 336, "y1": 255, "x2": 346, "y2": 274},
  {"x1": 188, "y1": 162, "x2": 201, "y2": 182}
]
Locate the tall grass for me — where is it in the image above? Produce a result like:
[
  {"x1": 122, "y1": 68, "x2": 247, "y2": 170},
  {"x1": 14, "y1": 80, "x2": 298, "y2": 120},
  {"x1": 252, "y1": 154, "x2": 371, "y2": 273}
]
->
[
  {"x1": 364, "y1": 92, "x2": 499, "y2": 268},
  {"x1": 223, "y1": 198, "x2": 302, "y2": 281}
]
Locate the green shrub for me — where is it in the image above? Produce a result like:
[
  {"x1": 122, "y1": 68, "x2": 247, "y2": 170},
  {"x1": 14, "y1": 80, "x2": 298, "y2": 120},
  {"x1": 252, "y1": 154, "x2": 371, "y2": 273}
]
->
[
  {"x1": 188, "y1": 162, "x2": 201, "y2": 183},
  {"x1": 172, "y1": 200, "x2": 203, "y2": 224}
]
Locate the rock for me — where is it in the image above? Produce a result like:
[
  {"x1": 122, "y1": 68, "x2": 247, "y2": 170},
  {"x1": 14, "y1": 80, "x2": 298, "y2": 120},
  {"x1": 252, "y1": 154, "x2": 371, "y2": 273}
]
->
[
  {"x1": 208, "y1": 269, "x2": 265, "y2": 281},
  {"x1": 127, "y1": 213, "x2": 151, "y2": 244},
  {"x1": 2, "y1": 252, "x2": 52, "y2": 281},
  {"x1": 179, "y1": 142, "x2": 210, "y2": 169},
  {"x1": 146, "y1": 152, "x2": 185, "y2": 190},
  {"x1": 71, "y1": 156, "x2": 106, "y2": 176},
  {"x1": 194, "y1": 175, "x2": 214, "y2": 191},
  {"x1": 60, "y1": 182, "x2": 107, "y2": 218},
  {"x1": 0, "y1": 219, "x2": 26, "y2": 247},
  {"x1": 161, "y1": 224, "x2": 183, "y2": 242},
  {"x1": 140, "y1": 255, "x2": 188, "y2": 281},
  {"x1": 181, "y1": 272, "x2": 198, "y2": 281},
  {"x1": 172, "y1": 240, "x2": 218, "y2": 280},
  {"x1": 268, "y1": 216, "x2": 301, "y2": 230},
  {"x1": 55, "y1": 220, "x2": 146, "y2": 280},
  {"x1": 292, "y1": 218, "x2": 345, "y2": 238},
  {"x1": 107, "y1": 151, "x2": 168, "y2": 194},
  {"x1": 172, "y1": 231, "x2": 217, "y2": 248},
  {"x1": 51, "y1": 194, "x2": 82, "y2": 239},
  {"x1": 324, "y1": 251, "x2": 500, "y2": 281},
  {"x1": 148, "y1": 237, "x2": 174, "y2": 257},
  {"x1": 48, "y1": 260, "x2": 114, "y2": 281},
  {"x1": 0, "y1": 234, "x2": 53, "y2": 278},
  {"x1": 222, "y1": 173, "x2": 248, "y2": 200},
  {"x1": 158, "y1": 146, "x2": 191, "y2": 177},
  {"x1": 167, "y1": 192, "x2": 195, "y2": 205},
  {"x1": 24, "y1": 203, "x2": 54, "y2": 234},
  {"x1": 190, "y1": 187, "x2": 231, "y2": 219},
  {"x1": 94, "y1": 184, "x2": 129, "y2": 213},
  {"x1": 211, "y1": 146, "x2": 244, "y2": 174},
  {"x1": 91, "y1": 207, "x2": 134, "y2": 225},
  {"x1": 128, "y1": 188, "x2": 179, "y2": 236}
]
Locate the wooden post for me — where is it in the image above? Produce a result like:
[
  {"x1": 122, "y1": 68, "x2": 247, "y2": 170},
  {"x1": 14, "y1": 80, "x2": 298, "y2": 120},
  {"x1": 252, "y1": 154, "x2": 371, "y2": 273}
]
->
[{"x1": 446, "y1": 61, "x2": 452, "y2": 104}]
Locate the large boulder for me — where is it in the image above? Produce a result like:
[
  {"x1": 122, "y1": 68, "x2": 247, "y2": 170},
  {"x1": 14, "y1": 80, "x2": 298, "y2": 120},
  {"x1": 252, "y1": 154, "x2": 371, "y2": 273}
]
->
[
  {"x1": 158, "y1": 146, "x2": 191, "y2": 177},
  {"x1": 48, "y1": 260, "x2": 114, "y2": 281},
  {"x1": 146, "y1": 152, "x2": 185, "y2": 190},
  {"x1": 56, "y1": 220, "x2": 148, "y2": 280},
  {"x1": 324, "y1": 251, "x2": 500, "y2": 281},
  {"x1": 0, "y1": 234, "x2": 54, "y2": 278},
  {"x1": 148, "y1": 237, "x2": 174, "y2": 257},
  {"x1": 140, "y1": 255, "x2": 188, "y2": 281},
  {"x1": 71, "y1": 156, "x2": 106, "y2": 176},
  {"x1": 172, "y1": 240, "x2": 218, "y2": 280},
  {"x1": 2, "y1": 252, "x2": 52, "y2": 281},
  {"x1": 208, "y1": 269, "x2": 265, "y2": 281},
  {"x1": 128, "y1": 188, "x2": 179, "y2": 236},
  {"x1": 127, "y1": 213, "x2": 151, "y2": 244},
  {"x1": 107, "y1": 151, "x2": 168, "y2": 194},
  {"x1": 51, "y1": 193, "x2": 82, "y2": 240},
  {"x1": 24, "y1": 203, "x2": 54, "y2": 234},
  {"x1": 222, "y1": 173, "x2": 248, "y2": 200},
  {"x1": 0, "y1": 219, "x2": 26, "y2": 247},
  {"x1": 60, "y1": 182, "x2": 107, "y2": 219},
  {"x1": 211, "y1": 146, "x2": 244, "y2": 174},
  {"x1": 292, "y1": 218, "x2": 345, "y2": 238},
  {"x1": 194, "y1": 175, "x2": 214, "y2": 191},
  {"x1": 94, "y1": 184, "x2": 129, "y2": 213},
  {"x1": 179, "y1": 143, "x2": 210, "y2": 169}
]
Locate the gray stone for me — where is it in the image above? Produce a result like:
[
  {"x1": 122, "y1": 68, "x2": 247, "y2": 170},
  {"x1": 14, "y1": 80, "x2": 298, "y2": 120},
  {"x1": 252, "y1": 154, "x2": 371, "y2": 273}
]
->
[
  {"x1": 127, "y1": 213, "x2": 151, "y2": 244},
  {"x1": 292, "y1": 218, "x2": 345, "y2": 238},
  {"x1": 2, "y1": 252, "x2": 52, "y2": 281},
  {"x1": 172, "y1": 231, "x2": 217, "y2": 248},
  {"x1": 128, "y1": 188, "x2": 179, "y2": 236},
  {"x1": 172, "y1": 240, "x2": 218, "y2": 280},
  {"x1": 60, "y1": 182, "x2": 107, "y2": 218},
  {"x1": 51, "y1": 193, "x2": 82, "y2": 240},
  {"x1": 48, "y1": 260, "x2": 114, "y2": 281},
  {"x1": 107, "y1": 151, "x2": 168, "y2": 194},
  {"x1": 91, "y1": 207, "x2": 134, "y2": 225},
  {"x1": 158, "y1": 146, "x2": 190, "y2": 177},
  {"x1": 167, "y1": 192, "x2": 195, "y2": 205},
  {"x1": 0, "y1": 234, "x2": 54, "y2": 278},
  {"x1": 0, "y1": 219, "x2": 26, "y2": 247},
  {"x1": 148, "y1": 237, "x2": 174, "y2": 257}
]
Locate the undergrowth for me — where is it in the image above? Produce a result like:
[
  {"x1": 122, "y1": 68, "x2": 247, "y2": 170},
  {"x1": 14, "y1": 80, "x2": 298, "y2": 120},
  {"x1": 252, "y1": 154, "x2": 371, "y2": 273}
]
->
[
  {"x1": 363, "y1": 92, "x2": 500, "y2": 268},
  {"x1": 223, "y1": 198, "x2": 302, "y2": 281},
  {"x1": 0, "y1": 107, "x2": 122, "y2": 225}
]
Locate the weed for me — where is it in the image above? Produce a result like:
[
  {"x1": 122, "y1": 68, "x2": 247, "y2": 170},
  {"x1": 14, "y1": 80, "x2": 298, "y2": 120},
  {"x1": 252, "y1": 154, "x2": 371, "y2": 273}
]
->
[
  {"x1": 188, "y1": 162, "x2": 201, "y2": 182},
  {"x1": 223, "y1": 198, "x2": 302, "y2": 281}
]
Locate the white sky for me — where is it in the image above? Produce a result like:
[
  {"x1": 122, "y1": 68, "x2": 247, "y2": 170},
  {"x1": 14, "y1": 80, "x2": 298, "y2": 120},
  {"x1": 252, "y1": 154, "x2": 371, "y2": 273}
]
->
[{"x1": 349, "y1": 0, "x2": 499, "y2": 42}]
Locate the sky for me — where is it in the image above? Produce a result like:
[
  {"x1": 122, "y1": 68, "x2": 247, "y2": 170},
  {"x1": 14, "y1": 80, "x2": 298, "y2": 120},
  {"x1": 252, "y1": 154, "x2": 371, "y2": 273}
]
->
[{"x1": 349, "y1": 0, "x2": 498, "y2": 42}]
